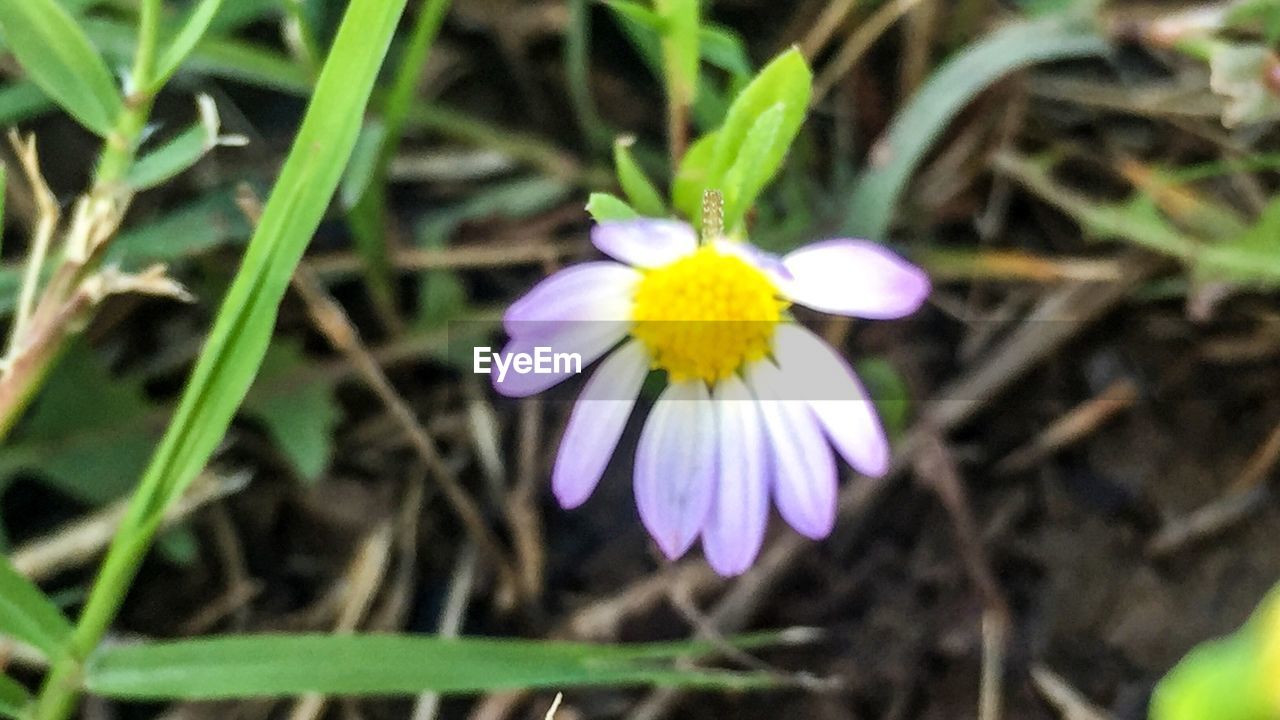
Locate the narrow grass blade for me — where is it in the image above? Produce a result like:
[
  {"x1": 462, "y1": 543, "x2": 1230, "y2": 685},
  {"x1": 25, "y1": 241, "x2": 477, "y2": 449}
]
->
[
  {"x1": 152, "y1": 0, "x2": 228, "y2": 88},
  {"x1": 127, "y1": 95, "x2": 242, "y2": 190},
  {"x1": 0, "y1": 0, "x2": 121, "y2": 135},
  {"x1": 0, "y1": 553, "x2": 72, "y2": 659},
  {"x1": 133, "y1": 0, "x2": 408, "y2": 518},
  {"x1": 83, "y1": 18, "x2": 311, "y2": 95},
  {"x1": 84, "y1": 634, "x2": 774, "y2": 700},
  {"x1": 842, "y1": 16, "x2": 1108, "y2": 238}
]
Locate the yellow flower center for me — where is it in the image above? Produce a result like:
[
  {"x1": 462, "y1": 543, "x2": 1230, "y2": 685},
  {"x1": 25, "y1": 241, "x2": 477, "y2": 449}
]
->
[{"x1": 630, "y1": 245, "x2": 787, "y2": 383}]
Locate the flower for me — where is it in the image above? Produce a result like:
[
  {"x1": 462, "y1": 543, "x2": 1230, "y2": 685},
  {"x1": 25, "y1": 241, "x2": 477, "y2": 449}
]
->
[{"x1": 494, "y1": 219, "x2": 929, "y2": 576}]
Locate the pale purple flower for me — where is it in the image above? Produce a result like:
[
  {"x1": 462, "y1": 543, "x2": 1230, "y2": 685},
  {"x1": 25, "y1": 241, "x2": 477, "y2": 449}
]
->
[{"x1": 494, "y1": 219, "x2": 929, "y2": 576}]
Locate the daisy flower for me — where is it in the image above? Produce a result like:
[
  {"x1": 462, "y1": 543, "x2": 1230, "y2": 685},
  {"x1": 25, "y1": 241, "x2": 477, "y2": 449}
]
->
[{"x1": 493, "y1": 218, "x2": 929, "y2": 576}]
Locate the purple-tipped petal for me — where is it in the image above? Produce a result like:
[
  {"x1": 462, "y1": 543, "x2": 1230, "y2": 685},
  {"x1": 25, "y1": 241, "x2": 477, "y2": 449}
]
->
[
  {"x1": 634, "y1": 381, "x2": 717, "y2": 560},
  {"x1": 552, "y1": 341, "x2": 649, "y2": 509},
  {"x1": 489, "y1": 321, "x2": 627, "y2": 397},
  {"x1": 702, "y1": 377, "x2": 769, "y2": 576},
  {"x1": 503, "y1": 262, "x2": 640, "y2": 336},
  {"x1": 772, "y1": 324, "x2": 890, "y2": 477},
  {"x1": 592, "y1": 220, "x2": 697, "y2": 269},
  {"x1": 781, "y1": 239, "x2": 930, "y2": 319},
  {"x1": 746, "y1": 360, "x2": 838, "y2": 539}
]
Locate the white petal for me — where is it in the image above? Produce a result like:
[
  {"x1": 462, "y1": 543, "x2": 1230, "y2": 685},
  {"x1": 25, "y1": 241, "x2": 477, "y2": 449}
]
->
[
  {"x1": 702, "y1": 377, "x2": 769, "y2": 576},
  {"x1": 592, "y1": 220, "x2": 697, "y2": 268},
  {"x1": 552, "y1": 341, "x2": 650, "y2": 509},
  {"x1": 746, "y1": 360, "x2": 838, "y2": 539},
  {"x1": 711, "y1": 239, "x2": 792, "y2": 286},
  {"x1": 503, "y1": 262, "x2": 639, "y2": 336},
  {"x1": 781, "y1": 239, "x2": 930, "y2": 319},
  {"x1": 489, "y1": 321, "x2": 627, "y2": 398},
  {"x1": 634, "y1": 381, "x2": 716, "y2": 559},
  {"x1": 772, "y1": 324, "x2": 890, "y2": 477}
]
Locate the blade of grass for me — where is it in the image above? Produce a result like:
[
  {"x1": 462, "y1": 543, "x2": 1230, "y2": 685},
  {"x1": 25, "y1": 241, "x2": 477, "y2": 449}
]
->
[
  {"x1": 29, "y1": 0, "x2": 409, "y2": 717},
  {"x1": 0, "y1": 0, "x2": 121, "y2": 135},
  {"x1": 83, "y1": 17, "x2": 312, "y2": 94},
  {"x1": 151, "y1": 0, "x2": 228, "y2": 89},
  {"x1": 84, "y1": 634, "x2": 779, "y2": 700},
  {"x1": 0, "y1": 553, "x2": 72, "y2": 661},
  {"x1": 842, "y1": 15, "x2": 1108, "y2": 239}
]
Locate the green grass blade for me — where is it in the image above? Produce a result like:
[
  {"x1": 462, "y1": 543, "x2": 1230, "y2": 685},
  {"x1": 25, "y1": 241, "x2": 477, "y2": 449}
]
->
[
  {"x1": 84, "y1": 634, "x2": 774, "y2": 700},
  {"x1": 0, "y1": 553, "x2": 73, "y2": 659},
  {"x1": 83, "y1": 18, "x2": 311, "y2": 95},
  {"x1": 842, "y1": 16, "x2": 1108, "y2": 239},
  {"x1": 152, "y1": 0, "x2": 228, "y2": 88},
  {"x1": 127, "y1": 95, "x2": 235, "y2": 190},
  {"x1": 0, "y1": 0, "x2": 122, "y2": 135},
  {"x1": 0, "y1": 82, "x2": 53, "y2": 126},
  {"x1": 134, "y1": 0, "x2": 408, "y2": 517}
]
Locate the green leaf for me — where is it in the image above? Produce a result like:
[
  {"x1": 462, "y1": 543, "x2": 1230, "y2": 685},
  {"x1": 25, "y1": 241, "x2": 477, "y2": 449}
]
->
[
  {"x1": 84, "y1": 634, "x2": 774, "y2": 700},
  {"x1": 586, "y1": 192, "x2": 640, "y2": 222},
  {"x1": 127, "y1": 95, "x2": 245, "y2": 190},
  {"x1": 104, "y1": 186, "x2": 253, "y2": 268},
  {"x1": 692, "y1": 48, "x2": 811, "y2": 234},
  {"x1": 131, "y1": 0, "x2": 408, "y2": 519},
  {"x1": 721, "y1": 102, "x2": 784, "y2": 231},
  {"x1": 0, "y1": 553, "x2": 72, "y2": 659},
  {"x1": 613, "y1": 138, "x2": 666, "y2": 216},
  {"x1": 153, "y1": 0, "x2": 228, "y2": 88},
  {"x1": 0, "y1": 0, "x2": 121, "y2": 135},
  {"x1": 1198, "y1": 194, "x2": 1280, "y2": 284},
  {"x1": 244, "y1": 340, "x2": 342, "y2": 483},
  {"x1": 0, "y1": 346, "x2": 156, "y2": 514},
  {"x1": 0, "y1": 81, "x2": 55, "y2": 127},
  {"x1": 698, "y1": 24, "x2": 752, "y2": 81},
  {"x1": 0, "y1": 673, "x2": 29, "y2": 719},
  {"x1": 844, "y1": 16, "x2": 1108, "y2": 238},
  {"x1": 1151, "y1": 584, "x2": 1280, "y2": 720}
]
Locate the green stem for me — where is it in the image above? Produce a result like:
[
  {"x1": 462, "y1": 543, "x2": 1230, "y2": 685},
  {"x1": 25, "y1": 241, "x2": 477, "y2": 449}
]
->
[
  {"x1": 131, "y1": 0, "x2": 162, "y2": 91},
  {"x1": 30, "y1": 514, "x2": 157, "y2": 720},
  {"x1": 32, "y1": 0, "x2": 409, "y2": 712}
]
